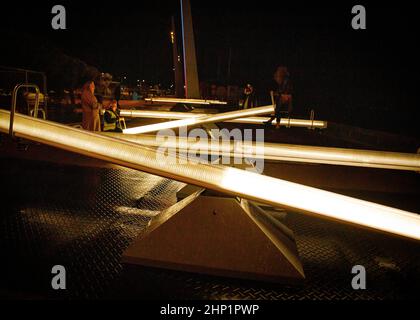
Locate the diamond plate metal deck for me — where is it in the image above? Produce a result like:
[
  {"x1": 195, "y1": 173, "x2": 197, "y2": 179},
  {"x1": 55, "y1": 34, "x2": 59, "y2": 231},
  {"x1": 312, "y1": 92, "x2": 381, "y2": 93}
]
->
[{"x1": 0, "y1": 158, "x2": 419, "y2": 300}]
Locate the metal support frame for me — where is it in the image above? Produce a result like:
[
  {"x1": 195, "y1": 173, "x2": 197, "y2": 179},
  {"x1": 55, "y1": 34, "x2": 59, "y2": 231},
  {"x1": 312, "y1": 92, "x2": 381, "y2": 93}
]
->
[
  {"x1": 123, "y1": 192, "x2": 305, "y2": 283},
  {"x1": 0, "y1": 66, "x2": 48, "y2": 115}
]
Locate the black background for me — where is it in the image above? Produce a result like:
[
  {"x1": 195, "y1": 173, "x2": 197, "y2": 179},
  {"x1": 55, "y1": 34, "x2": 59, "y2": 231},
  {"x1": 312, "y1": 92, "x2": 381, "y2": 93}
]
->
[{"x1": 0, "y1": 0, "x2": 419, "y2": 137}]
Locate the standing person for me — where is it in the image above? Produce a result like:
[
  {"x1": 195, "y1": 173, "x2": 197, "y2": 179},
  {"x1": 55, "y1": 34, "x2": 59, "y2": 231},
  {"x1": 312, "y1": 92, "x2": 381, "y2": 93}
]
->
[
  {"x1": 81, "y1": 80, "x2": 101, "y2": 131},
  {"x1": 264, "y1": 66, "x2": 293, "y2": 129},
  {"x1": 243, "y1": 84, "x2": 257, "y2": 109},
  {"x1": 103, "y1": 100, "x2": 123, "y2": 133},
  {"x1": 132, "y1": 90, "x2": 139, "y2": 100}
]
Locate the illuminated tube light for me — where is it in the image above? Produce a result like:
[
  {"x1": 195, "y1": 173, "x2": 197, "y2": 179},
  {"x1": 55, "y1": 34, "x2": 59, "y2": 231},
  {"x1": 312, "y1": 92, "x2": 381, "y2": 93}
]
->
[
  {"x1": 119, "y1": 109, "x2": 328, "y2": 129},
  {"x1": 119, "y1": 110, "x2": 199, "y2": 119},
  {"x1": 123, "y1": 105, "x2": 274, "y2": 134},
  {"x1": 220, "y1": 167, "x2": 420, "y2": 241},
  {"x1": 1, "y1": 110, "x2": 420, "y2": 240},
  {"x1": 231, "y1": 117, "x2": 327, "y2": 128},
  {"x1": 124, "y1": 117, "x2": 198, "y2": 135},
  {"x1": 145, "y1": 97, "x2": 227, "y2": 105},
  {"x1": 102, "y1": 134, "x2": 420, "y2": 171}
]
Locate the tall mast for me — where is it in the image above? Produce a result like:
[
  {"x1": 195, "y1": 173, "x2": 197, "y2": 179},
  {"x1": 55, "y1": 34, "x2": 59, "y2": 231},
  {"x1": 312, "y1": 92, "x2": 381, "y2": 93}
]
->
[
  {"x1": 170, "y1": 16, "x2": 184, "y2": 98},
  {"x1": 180, "y1": 0, "x2": 200, "y2": 98}
]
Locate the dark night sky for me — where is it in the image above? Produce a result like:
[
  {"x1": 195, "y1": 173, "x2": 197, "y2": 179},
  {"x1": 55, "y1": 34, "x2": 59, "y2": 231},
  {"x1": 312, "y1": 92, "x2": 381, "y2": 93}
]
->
[
  {"x1": 1, "y1": 1, "x2": 417, "y2": 83},
  {"x1": 0, "y1": 0, "x2": 419, "y2": 135}
]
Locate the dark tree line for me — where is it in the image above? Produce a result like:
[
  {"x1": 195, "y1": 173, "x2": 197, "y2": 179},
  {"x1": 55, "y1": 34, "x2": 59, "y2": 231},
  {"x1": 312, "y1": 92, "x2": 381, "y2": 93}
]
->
[{"x1": 1, "y1": 30, "x2": 99, "y2": 92}]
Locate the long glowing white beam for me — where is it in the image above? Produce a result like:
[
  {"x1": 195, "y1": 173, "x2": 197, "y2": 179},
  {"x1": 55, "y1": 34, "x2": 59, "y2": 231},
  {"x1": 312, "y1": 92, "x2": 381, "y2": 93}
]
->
[
  {"x1": 1, "y1": 110, "x2": 420, "y2": 240},
  {"x1": 145, "y1": 97, "x2": 227, "y2": 105},
  {"x1": 220, "y1": 167, "x2": 420, "y2": 241},
  {"x1": 120, "y1": 110, "x2": 199, "y2": 119},
  {"x1": 233, "y1": 116, "x2": 327, "y2": 128},
  {"x1": 102, "y1": 133, "x2": 420, "y2": 171},
  {"x1": 123, "y1": 105, "x2": 275, "y2": 134},
  {"x1": 119, "y1": 109, "x2": 327, "y2": 129}
]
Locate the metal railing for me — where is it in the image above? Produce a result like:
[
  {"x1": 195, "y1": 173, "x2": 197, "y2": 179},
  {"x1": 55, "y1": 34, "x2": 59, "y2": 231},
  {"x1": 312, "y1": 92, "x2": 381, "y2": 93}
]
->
[
  {"x1": 9, "y1": 84, "x2": 40, "y2": 137},
  {"x1": 309, "y1": 109, "x2": 315, "y2": 129}
]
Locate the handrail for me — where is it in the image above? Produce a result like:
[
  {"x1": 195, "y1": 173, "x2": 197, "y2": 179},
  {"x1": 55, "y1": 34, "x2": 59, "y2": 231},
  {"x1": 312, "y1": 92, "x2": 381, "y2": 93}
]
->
[
  {"x1": 9, "y1": 83, "x2": 40, "y2": 137},
  {"x1": 310, "y1": 109, "x2": 315, "y2": 129}
]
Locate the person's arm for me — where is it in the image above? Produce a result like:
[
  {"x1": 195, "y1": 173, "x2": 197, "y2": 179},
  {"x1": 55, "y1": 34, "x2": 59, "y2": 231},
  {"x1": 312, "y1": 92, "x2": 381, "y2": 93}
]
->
[
  {"x1": 270, "y1": 90, "x2": 275, "y2": 106},
  {"x1": 91, "y1": 94, "x2": 99, "y2": 110},
  {"x1": 82, "y1": 91, "x2": 99, "y2": 110}
]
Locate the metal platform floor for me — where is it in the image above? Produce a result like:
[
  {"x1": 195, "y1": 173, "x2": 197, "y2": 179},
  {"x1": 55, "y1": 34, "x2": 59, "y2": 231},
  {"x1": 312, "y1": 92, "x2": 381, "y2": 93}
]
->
[{"x1": 0, "y1": 158, "x2": 419, "y2": 300}]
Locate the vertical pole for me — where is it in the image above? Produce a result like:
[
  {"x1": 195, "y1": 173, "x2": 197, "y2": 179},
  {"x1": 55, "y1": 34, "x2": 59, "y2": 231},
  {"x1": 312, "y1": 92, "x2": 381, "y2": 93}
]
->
[
  {"x1": 171, "y1": 16, "x2": 184, "y2": 98},
  {"x1": 227, "y1": 46, "x2": 232, "y2": 82},
  {"x1": 180, "y1": 0, "x2": 200, "y2": 98},
  {"x1": 43, "y1": 72, "x2": 48, "y2": 118},
  {"x1": 227, "y1": 46, "x2": 232, "y2": 101}
]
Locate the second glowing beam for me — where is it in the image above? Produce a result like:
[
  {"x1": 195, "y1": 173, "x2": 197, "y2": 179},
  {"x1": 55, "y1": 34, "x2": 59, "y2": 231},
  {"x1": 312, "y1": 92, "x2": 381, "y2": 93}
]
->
[{"x1": 123, "y1": 105, "x2": 274, "y2": 134}]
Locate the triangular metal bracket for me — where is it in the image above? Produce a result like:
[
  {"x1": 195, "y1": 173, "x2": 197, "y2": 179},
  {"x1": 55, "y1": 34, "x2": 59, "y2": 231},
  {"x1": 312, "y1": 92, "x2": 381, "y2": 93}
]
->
[{"x1": 122, "y1": 189, "x2": 305, "y2": 284}]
